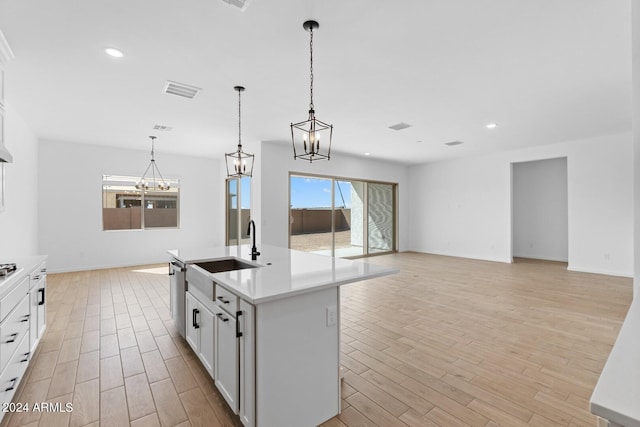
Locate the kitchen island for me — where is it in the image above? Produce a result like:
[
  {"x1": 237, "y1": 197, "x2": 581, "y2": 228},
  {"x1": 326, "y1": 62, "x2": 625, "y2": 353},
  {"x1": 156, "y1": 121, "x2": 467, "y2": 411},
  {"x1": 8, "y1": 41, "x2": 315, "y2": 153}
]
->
[{"x1": 168, "y1": 244, "x2": 397, "y2": 427}]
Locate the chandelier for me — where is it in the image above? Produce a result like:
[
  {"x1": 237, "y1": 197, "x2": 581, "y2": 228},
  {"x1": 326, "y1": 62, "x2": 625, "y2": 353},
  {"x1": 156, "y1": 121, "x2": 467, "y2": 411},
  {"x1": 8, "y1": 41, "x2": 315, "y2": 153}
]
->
[
  {"x1": 291, "y1": 20, "x2": 333, "y2": 162},
  {"x1": 136, "y1": 136, "x2": 170, "y2": 191},
  {"x1": 225, "y1": 85, "x2": 254, "y2": 177}
]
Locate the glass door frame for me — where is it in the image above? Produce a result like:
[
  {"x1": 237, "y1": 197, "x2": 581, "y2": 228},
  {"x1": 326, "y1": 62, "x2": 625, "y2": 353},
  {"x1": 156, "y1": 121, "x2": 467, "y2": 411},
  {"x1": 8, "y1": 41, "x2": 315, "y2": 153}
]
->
[
  {"x1": 288, "y1": 171, "x2": 398, "y2": 258},
  {"x1": 226, "y1": 176, "x2": 251, "y2": 246}
]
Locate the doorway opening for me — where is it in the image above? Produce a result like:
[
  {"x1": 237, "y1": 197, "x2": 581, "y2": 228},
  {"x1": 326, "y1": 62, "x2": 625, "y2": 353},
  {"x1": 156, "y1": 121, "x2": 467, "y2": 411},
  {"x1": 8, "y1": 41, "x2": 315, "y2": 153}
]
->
[{"x1": 511, "y1": 157, "x2": 568, "y2": 264}]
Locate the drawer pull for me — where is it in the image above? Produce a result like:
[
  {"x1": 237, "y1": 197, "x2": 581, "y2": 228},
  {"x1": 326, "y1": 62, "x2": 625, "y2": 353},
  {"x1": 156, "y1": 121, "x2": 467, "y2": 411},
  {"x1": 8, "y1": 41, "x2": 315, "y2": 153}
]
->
[
  {"x1": 5, "y1": 377, "x2": 17, "y2": 392},
  {"x1": 21, "y1": 314, "x2": 30, "y2": 322},
  {"x1": 38, "y1": 288, "x2": 45, "y2": 306},
  {"x1": 40, "y1": 268, "x2": 47, "y2": 273},
  {"x1": 216, "y1": 296, "x2": 230, "y2": 304},
  {"x1": 33, "y1": 275, "x2": 40, "y2": 280},
  {"x1": 216, "y1": 313, "x2": 229, "y2": 322},
  {"x1": 6, "y1": 333, "x2": 18, "y2": 343},
  {"x1": 20, "y1": 352, "x2": 30, "y2": 363}
]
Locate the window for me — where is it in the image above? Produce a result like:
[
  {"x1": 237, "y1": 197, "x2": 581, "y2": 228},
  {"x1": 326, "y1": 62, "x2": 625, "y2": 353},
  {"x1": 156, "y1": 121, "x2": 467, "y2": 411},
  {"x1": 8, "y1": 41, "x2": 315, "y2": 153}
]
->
[
  {"x1": 102, "y1": 175, "x2": 180, "y2": 230},
  {"x1": 226, "y1": 176, "x2": 251, "y2": 245},
  {"x1": 289, "y1": 173, "x2": 397, "y2": 257}
]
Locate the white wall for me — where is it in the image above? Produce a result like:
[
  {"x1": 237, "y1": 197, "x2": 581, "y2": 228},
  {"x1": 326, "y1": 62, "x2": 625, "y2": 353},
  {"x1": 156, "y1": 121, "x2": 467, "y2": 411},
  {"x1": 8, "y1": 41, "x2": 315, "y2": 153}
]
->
[
  {"x1": 259, "y1": 142, "x2": 410, "y2": 251},
  {"x1": 39, "y1": 140, "x2": 222, "y2": 272},
  {"x1": 512, "y1": 158, "x2": 568, "y2": 261},
  {"x1": 0, "y1": 106, "x2": 38, "y2": 258},
  {"x1": 409, "y1": 133, "x2": 633, "y2": 277},
  {"x1": 633, "y1": 0, "x2": 640, "y2": 297}
]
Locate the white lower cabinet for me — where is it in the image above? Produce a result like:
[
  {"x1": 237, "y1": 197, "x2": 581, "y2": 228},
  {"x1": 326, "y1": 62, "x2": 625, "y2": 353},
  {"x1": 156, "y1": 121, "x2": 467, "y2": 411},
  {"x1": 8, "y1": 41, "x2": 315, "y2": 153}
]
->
[
  {"x1": 28, "y1": 263, "x2": 46, "y2": 353},
  {"x1": 215, "y1": 308, "x2": 238, "y2": 413},
  {"x1": 239, "y1": 299, "x2": 255, "y2": 427},
  {"x1": 185, "y1": 291, "x2": 215, "y2": 376},
  {"x1": 0, "y1": 257, "x2": 47, "y2": 425},
  {"x1": 184, "y1": 284, "x2": 255, "y2": 427}
]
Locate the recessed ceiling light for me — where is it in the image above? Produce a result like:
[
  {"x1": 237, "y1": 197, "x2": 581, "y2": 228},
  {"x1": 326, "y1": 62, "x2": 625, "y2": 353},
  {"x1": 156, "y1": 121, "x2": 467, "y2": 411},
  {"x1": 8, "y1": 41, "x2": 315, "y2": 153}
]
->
[
  {"x1": 486, "y1": 123, "x2": 497, "y2": 129},
  {"x1": 105, "y1": 48, "x2": 124, "y2": 58},
  {"x1": 388, "y1": 122, "x2": 412, "y2": 131},
  {"x1": 364, "y1": 152, "x2": 371, "y2": 156}
]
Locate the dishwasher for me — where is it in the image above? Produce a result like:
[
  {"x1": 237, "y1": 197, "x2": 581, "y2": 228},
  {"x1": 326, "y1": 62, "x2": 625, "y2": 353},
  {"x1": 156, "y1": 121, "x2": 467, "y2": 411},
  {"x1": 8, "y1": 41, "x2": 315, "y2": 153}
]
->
[{"x1": 169, "y1": 258, "x2": 187, "y2": 338}]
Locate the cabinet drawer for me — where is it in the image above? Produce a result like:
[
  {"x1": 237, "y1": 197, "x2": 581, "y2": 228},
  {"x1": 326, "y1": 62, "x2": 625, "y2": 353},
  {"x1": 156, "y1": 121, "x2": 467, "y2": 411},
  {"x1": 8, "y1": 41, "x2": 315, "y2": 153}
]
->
[
  {"x1": 0, "y1": 296, "x2": 30, "y2": 373},
  {"x1": 29, "y1": 263, "x2": 46, "y2": 289},
  {"x1": 0, "y1": 276, "x2": 29, "y2": 324},
  {"x1": 0, "y1": 332, "x2": 30, "y2": 407},
  {"x1": 215, "y1": 285, "x2": 239, "y2": 314}
]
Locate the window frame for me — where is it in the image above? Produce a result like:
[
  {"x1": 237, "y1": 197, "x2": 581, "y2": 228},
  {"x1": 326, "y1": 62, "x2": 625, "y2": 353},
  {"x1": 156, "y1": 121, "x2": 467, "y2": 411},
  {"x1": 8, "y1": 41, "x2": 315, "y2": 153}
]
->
[{"x1": 102, "y1": 174, "x2": 181, "y2": 231}]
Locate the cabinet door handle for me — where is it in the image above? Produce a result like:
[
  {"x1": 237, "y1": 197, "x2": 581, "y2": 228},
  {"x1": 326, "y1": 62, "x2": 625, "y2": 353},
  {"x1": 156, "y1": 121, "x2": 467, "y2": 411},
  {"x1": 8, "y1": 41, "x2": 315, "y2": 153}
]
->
[
  {"x1": 5, "y1": 377, "x2": 17, "y2": 392},
  {"x1": 6, "y1": 333, "x2": 18, "y2": 343},
  {"x1": 38, "y1": 288, "x2": 45, "y2": 305},
  {"x1": 168, "y1": 262, "x2": 175, "y2": 276},
  {"x1": 20, "y1": 352, "x2": 30, "y2": 363},
  {"x1": 193, "y1": 309, "x2": 200, "y2": 329},
  {"x1": 21, "y1": 314, "x2": 30, "y2": 322},
  {"x1": 236, "y1": 311, "x2": 243, "y2": 338}
]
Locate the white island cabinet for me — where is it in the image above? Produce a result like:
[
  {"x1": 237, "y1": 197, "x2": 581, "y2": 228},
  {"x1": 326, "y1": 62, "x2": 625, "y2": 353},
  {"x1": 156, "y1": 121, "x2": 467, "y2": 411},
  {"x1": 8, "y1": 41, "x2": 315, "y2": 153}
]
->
[{"x1": 169, "y1": 244, "x2": 397, "y2": 427}]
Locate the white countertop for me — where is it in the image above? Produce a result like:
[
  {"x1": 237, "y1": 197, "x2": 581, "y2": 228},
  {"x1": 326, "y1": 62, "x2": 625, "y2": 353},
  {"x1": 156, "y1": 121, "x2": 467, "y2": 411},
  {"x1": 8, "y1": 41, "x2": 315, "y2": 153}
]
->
[
  {"x1": 168, "y1": 244, "x2": 398, "y2": 304},
  {"x1": 0, "y1": 255, "x2": 47, "y2": 297},
  {"x1": 590, "y1": 298, "x2": 640, "y2": 427}
]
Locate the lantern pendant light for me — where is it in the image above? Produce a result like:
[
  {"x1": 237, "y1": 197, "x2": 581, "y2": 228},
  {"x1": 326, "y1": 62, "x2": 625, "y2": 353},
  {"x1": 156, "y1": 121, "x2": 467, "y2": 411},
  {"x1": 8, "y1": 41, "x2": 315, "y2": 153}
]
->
[
  {"x1": 136, "y1": 136, "x2": 170, "y2": 191},
  {"x1": 291, "y1": 20, "x2": 333, "y2": 162},
  {"x1": 226, "y1": 86, "x2": 254, "y2": 177}
]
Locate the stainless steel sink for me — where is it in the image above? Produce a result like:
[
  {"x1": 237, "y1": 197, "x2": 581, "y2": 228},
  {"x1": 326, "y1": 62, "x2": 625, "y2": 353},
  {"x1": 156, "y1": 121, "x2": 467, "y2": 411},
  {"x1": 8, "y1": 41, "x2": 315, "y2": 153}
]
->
[{"x1": 195, "y1": 258, "x2": 258, "y2": 274}]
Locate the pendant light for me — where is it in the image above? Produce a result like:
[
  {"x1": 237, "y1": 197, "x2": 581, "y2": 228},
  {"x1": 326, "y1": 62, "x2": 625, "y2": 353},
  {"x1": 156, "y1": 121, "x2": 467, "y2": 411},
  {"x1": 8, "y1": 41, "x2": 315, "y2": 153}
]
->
[
  {"x1": 291, "y1": 20, "x2": 333, "y2": 162},
  {"x1": 136, "y1": 136, "x2": 170, "y2": 191},
  {"x1": 226, "y1": 85, "x2": 254, "y2": 177}
]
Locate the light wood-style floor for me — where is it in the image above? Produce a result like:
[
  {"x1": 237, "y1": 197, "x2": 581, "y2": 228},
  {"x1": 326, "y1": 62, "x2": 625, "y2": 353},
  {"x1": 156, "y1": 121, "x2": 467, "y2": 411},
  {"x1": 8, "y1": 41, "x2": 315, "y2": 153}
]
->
[{"x1": 1, "y1": 253, "x2": 632, "y2": 427}]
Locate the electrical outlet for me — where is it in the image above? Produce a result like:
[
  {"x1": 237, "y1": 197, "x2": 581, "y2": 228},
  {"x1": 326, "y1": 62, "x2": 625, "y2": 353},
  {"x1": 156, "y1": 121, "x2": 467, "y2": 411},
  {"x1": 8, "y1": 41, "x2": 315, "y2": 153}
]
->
[{"x1": 326, "y1": 306, "x2": 337, "y2": 327}]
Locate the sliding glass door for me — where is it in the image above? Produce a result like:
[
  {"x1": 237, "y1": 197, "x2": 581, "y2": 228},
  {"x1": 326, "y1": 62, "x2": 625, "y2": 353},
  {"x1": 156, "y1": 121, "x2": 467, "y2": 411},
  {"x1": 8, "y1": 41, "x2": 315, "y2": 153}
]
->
[
  {"x1": 333, "y1": 180, "x2": 365, "y2": 257},
  {"x1": 289, "y1": 173, "x2": 396, "y2": 258},
  {"x1": 226, "y1": 176, "x2": 251, "y2": 246},
  {"x1": 289, "y1": 176, "x2": 333, "y2": 254},
  {"x1": 368, "y1": 183, "x2": 394, "y2": 254}
]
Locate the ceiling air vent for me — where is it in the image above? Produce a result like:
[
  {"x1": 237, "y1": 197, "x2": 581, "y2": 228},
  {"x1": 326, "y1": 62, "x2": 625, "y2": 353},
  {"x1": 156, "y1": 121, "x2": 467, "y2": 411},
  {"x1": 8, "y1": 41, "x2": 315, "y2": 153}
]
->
[
  {"x1": 445, "y1": 140, "x2": 464, "y2": 146},
  {"x1": 388, "y1": 122, "x2": 412, "y2": 131},
  {"x1": 153, "y1": 125, "x2": 173, "y2": 132},
  {"x1": 221, "y1": 0, "x2": 253, "y2": 11},
  {"x1": 163, "y1": 81, "x2": 202, "y2": 99}
]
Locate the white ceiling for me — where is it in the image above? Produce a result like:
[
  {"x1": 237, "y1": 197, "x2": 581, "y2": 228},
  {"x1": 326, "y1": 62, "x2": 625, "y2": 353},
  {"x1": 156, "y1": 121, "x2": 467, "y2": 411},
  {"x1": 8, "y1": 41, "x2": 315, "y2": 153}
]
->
[{"x1": 0, "y1": 0, "x2": 631, "y2": 165}]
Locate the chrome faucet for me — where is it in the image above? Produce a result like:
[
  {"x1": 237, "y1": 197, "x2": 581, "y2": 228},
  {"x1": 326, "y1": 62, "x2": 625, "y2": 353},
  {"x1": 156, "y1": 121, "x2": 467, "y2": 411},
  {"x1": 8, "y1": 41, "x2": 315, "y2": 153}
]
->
[{"x1": 247, "y1": 219, "x2": 260, "y2": 261}]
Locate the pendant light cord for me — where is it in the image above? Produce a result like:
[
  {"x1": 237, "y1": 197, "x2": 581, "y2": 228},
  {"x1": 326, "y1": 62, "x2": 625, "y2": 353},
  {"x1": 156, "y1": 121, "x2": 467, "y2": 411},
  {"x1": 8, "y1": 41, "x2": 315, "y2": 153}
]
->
[
  {"x1": 238, "y1": 89, "x2": 242, "y2": 150},
  {"x1": 309, "y1": 26, "x2": 314, "y2": 111},
  {"x1": 150, "y1": 136, "x2": 156, "y2": 161}
]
